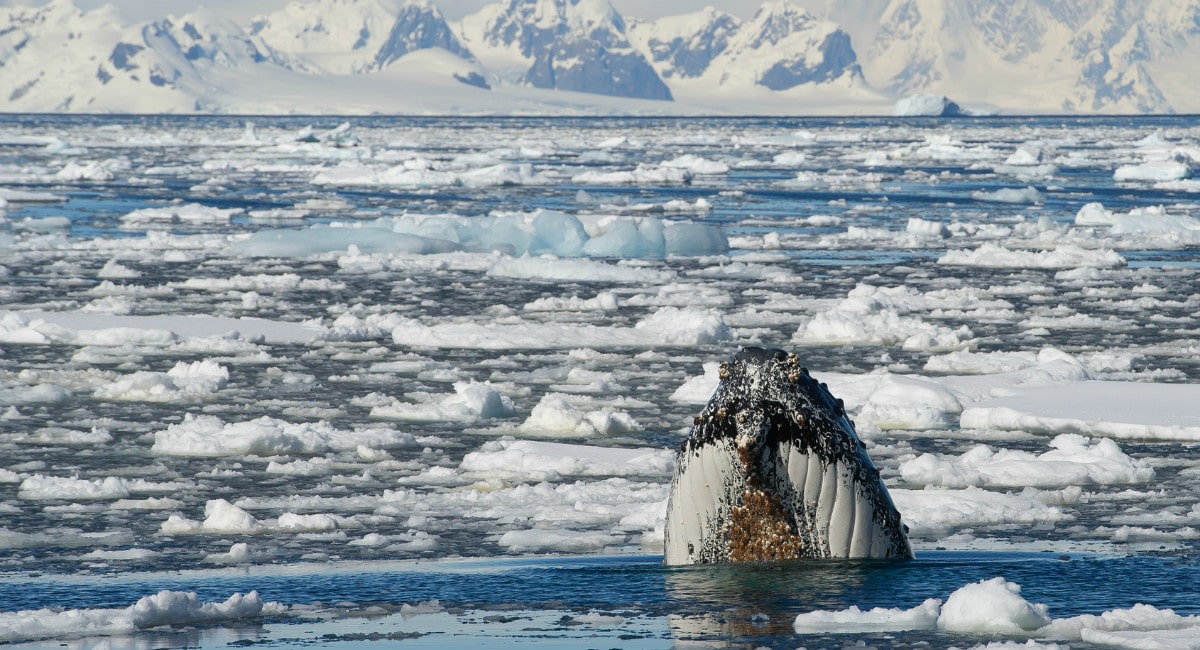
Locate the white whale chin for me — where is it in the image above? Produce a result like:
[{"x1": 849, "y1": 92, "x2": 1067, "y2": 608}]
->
[
  {"x1": 662, "y1": 348, "x2": 913, "y2": 565},
  {"x1": 663, "y1": 436, "x2": 912, "y2": 565}
]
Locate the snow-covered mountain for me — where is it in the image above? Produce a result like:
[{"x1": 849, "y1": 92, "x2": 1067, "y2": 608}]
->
[
  {"x1": 629, "y1": 1, "x2": 862, "y2": 92},
  {"x1": 3, "y1": 0, "x2": 1200, "y2": 114},
  {"x1": 1, "y1": 1, "x2": 290, "y2": 112},
  {"x1": 247, "y1": 0, "x2": 402, "y2": 74},
  {"x1": 631, "y1": 7, "x2": 742, "y2": 80},
  {"x1": 374, "y1": 0, "x2": 473, "y2": 69},
  {"x1": 836, "y1": 0, "x2": 1200, "y2": 113},
  {"x1": 458, "y1": 0, "x2": 671, "y2": 100}
]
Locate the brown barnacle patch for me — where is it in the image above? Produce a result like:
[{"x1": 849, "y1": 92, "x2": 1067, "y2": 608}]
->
[
  {"x1": 693, "y1": 415, "x2": 703, "y2": 426},
  {"x1": 727, "y1": 487, "x2": 806, "y2": 562},
  {"x1": 714, "y1": 407, "x2": 728, "y2": 421},
  {"x1": 736, "y1": 436, "x2": 754, "y2": 472},
  {"x1": 718, "y1": 361, "x2": 730, "y2": 380}
]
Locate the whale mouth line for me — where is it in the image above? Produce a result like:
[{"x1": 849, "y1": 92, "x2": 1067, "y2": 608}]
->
[{"x1": 663, "y1": 346, "x2": 914, "y2": 565}]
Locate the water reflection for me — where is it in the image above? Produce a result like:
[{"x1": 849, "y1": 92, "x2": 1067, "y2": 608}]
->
[
  {"x1": 664, "y1": 559, "x2": 904, "y2": 639},
  {"x1": 9, "y1": 624, "x2": 267, "y2": 650}
]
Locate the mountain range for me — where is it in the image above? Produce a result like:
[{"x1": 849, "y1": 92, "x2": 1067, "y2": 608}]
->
[{"x1": 2, "y1": 0, "x2": 1198, "y2": 114}]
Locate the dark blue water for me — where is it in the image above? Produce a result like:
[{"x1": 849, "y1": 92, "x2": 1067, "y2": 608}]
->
[{"x1": 3, "y1": 552, "x2": 1198, "y2": 641}]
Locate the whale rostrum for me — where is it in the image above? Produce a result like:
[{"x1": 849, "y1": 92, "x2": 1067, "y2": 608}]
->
[{"x1": 663, "y1": 347, "x2": 914, "y2": 565}]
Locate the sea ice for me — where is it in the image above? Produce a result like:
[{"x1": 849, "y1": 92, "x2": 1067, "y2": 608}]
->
[
  {"x1": 890, "y1": 487, "x2": 1072, "y2": 535},
  {"x1": 93, "y1": 359, "x2": 229, "y2": 402},
  {"x1": 518, "y1": 393, "x2": 640, "y2": 437},
  {"x1": 0, "y1": 590, "x2": 278, "y2": 644},
  {"x1": 497, "y1": 529, "x2": 623, "y2": 553},
  {"x1": 972, "y1": 187, "x2": 1045, "y2": 203},
  {"x1": 458, "y1": 439, "x2": 673, "y2": 481},
  {"x1": 794, "y1": 577, "x2": 1200, "y2": 646},
  {"x1": 120, "y1": 203, "x2": 242, "y2": 227},
  {"x1": 793, "y1": 598, "x2": 943, "y2": 633},
  {"x1": 572, "y1": 164, "x2": 692, "y2": 185},
  {"x1": 18, "y1": 475, "x2": 131, "y2": 500},
  {"x1": 938, "y1": 578, "x2": 1052, "y2": 633},
  {"x1": 0, "y1": 310, "x2": 323, "y2": 345},
  {"x1": 794, "y1": 284, "x2": 974, "y2": 351},
  {"x1": 390, "y1": 307, "x2": 731, "y2": 349},
  {"x1": 961, "y1": 382, "x2": 1200, "y2": 440},
  {"x1": 899, "y1": 434, "x2": 1155, "y2": 488},
  {"x1": 370, "y1": 381, "x2": 516, "y2": 422},
  {"x1": 151, "y1": 414, "x2": 417, "y2": 457},
  {"x1": 893, "y1": 94, "x2": 965, "y2": 117},
  {"x1": 938, "y1": 243, "x2": 1125, "y2": 269},
  {"x1": 1114, "y1": 160, "x2": 1192, "y2": 182},
  {"x1": 669, "y1": 361, "x2": 720, "y2": 403}
]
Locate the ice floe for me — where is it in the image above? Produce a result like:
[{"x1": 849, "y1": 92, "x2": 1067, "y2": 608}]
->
[
  {"x1": 0, "y1": 590, "x2": 281, "y2": 644},
  {"x1": 151, "y1": 415, "x2": 418, "y2": 457}
]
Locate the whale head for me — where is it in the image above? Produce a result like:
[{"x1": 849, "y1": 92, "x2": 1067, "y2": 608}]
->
[{"x1": 663, "y1": 347, "x2": 913, "y2": 565}]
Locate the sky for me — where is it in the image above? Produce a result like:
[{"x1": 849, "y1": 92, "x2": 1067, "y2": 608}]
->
[{"x1": 12, "y1": 0, "x2": 777, "y2": 22}]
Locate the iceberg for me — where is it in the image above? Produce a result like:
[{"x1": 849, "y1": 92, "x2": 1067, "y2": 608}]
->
[{"x1": 893, "y1": 94, "x2": 965, "y2": 117}]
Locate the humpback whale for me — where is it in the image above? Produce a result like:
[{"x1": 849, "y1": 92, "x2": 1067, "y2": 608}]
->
[{"x1": 664, "y1": 347, "x2": 913, "y2": 565}]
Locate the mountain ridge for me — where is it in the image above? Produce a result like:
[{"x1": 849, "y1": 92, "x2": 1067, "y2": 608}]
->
[{"x1": 2, "y1": 0, "x2": 1199, "y2": 114}]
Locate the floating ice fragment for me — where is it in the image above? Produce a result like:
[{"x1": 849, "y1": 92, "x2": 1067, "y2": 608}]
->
[
  {"x1": 204, "y1": 542, "x2": 250, "y2": 564},
  {"x1": 938, "y1": 577, "x2": 1051, "y2": 634},
  {"x1": 670, "y1": 362, "x2": 721, "y2": 404},
  {"x1": 890, "y1": 487, "x2": 1072, "y2": 535},
  {"x1": 151, "y1": 414, "x2": 417, "y2": 457},
  {"x1": 160, "y1": 499, "x2": 261, "y2": 535},
  {"x1": 893, "y1": 94, "x2": 965, "y2": 117},
  {"x1": 661, "y1": 154, "x2": 729, "y2": 175},
  {"x1": 459, "y1": 439, "x2": 673, "y2": 481},
  {"x1": 370, "y1": 381, "x2": 516, "y2": 423},
  {"x1": 794, "y1": 284, "x2": 973, "y2": 351},
  {"x1": 55, "y1": 158, "x2": 129, "y2": 181},
  {"x1": 972, "y1": 186, "x2": 1045, "y2": 203},
  {"x1": 0, "y1": 590, "x2": 278, "y2": 644},
  {"x1": 120, "y1": 203, "x2": 242, "y2": 228},
  {"x1": 18, "y1": 475, "x2": 130, "y2": 500},
  {"x1": 497, "y1": 528, "x2": 623, "y2": 553},
  {"x1": 523, "y1": 291, "x2": 619, "y2": 312},
  {"x1": 858, "y1": 374, "x2": 963, "y2": 430},
  {"x1": 1114, "y1": 160, "x2": 1191, "y2": 182},
  {"x1": 793, "y1": 598, "x2": 943, "y2": 633},
  {"x1": 899, "y1": 434, "x2": 1155, "y2": 488},
  {"x1": 960, "y1": 381, "x2": 1200, "y2": 441},
  {"x1": 391, "y1": 307, "x2": 730, "y2": 350},
  {"x1": 906, "y1": 217, "x2": 950, "y2": 238},
  {"x1": 938, "y1": 244, "x2": 1125, "y2": 269},
  {"x1": 94, "y1": 359, "x2": 229, "y2": 402},
  {"x1": 572, "y1": 164, "x2": 692, "y2": 185},
  {"x1": 518, "y1": 394, "x2": 640, "y2": 437}
]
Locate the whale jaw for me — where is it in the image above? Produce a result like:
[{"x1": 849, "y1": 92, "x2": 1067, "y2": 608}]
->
[{"x1": 663, "y1": 347, "x2": 913, "y2": 565}]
